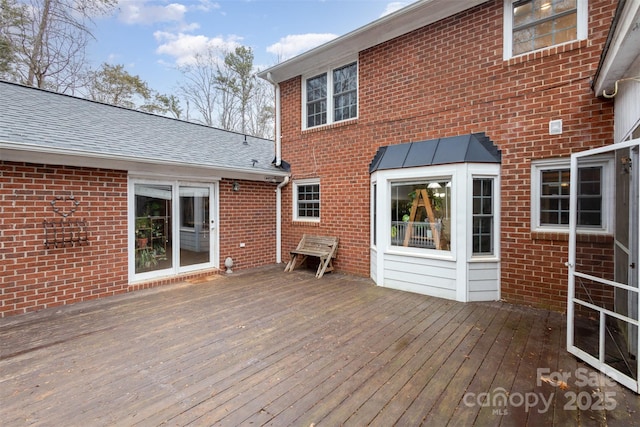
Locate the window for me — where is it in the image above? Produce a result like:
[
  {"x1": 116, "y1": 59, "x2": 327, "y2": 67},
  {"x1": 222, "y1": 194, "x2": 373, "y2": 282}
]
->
[
  {"x1": 304, "y1": 61, "x2": 357, "y2": 128},
  {"x1": 306, "y1": 74, "x2": 327, "y2": 128},
  {"x1": 473, "y1": 178, "x2": 494, "y2": 255},
  {"x1": 504, "y1": 0, "x2": 587, "y2": 59},
  {"x1": 293, "y1": 179, "x2": 320, "y2": 221},
  {"x1": 372, "y1": 183, "x2": 377, "y2": 246},
  {"x1": 532, "y1": 158, "x2": 612, "y2": 232},
  {"x1": 390, "y1": 179, "x2": 451, "y2": 251},
  {"x1": 333, "y1": 63, "x2": 358, "y2": 122}
]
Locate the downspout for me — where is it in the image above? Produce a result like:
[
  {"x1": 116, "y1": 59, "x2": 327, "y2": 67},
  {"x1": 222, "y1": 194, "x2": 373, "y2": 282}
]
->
[
  {"x1": 266, "y1": 72, "x2": 288, "y2": 263},
  {"x1": 266, "y1": 72, "x2": 282, "y2": 167},
  {"x1": 276, "y1": 176, "x2": 290, "y2": 264}
]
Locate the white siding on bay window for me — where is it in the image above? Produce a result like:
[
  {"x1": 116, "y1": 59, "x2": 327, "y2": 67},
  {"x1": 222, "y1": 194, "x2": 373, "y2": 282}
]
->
[
  {"x1": 383, "y1": 253, "x2": 457, "y2": 301},
  {"x1": 468, "y1": 261, "x2": 501, "y2": 302}
]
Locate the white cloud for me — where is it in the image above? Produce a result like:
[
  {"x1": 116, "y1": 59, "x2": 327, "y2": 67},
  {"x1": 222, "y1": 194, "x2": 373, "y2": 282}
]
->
[
  {"x1": 154, "y1": 31, "x2": 242, "y2": 66},
  {"x1": 118, "y1": 1, "x2": 188, "y2": 25},
  {"x1": 266, "y1": 33, "x2": 338, "y2": 61},
  {"x1": 195, "y1": 0, "x2": 221, "y2": 12}
]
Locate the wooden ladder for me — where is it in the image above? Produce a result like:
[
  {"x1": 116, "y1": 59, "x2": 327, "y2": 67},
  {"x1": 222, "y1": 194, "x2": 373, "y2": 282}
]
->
[{"x1": 403, "y1": 188, "x2": 441, "y2": 249}]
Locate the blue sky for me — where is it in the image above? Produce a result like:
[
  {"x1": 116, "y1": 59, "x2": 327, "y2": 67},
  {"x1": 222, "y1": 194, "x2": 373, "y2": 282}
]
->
[{"x1": 91, "y1": 0, "x2": 417, "y2": 95}]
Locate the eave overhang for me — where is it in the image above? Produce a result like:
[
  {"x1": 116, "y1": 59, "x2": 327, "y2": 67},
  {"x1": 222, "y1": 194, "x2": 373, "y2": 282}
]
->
[
  {"x1": 0, "y1": 141, "x2": 290, "y2": 183},
  {"x1": 593, "y1": 0, "x2": 640, "y2": 97}
]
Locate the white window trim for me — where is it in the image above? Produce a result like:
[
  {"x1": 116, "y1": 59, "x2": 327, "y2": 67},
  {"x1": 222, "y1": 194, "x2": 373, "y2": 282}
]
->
[
  {"x1": 503, "y1": 0, "x2": 589, "y2": 61},
  {"x1": 470, "y1": 174, "x2": 501, "y2": 260},
  {"x1": 301, "y1": 59, "x2": 358, "y2": 130},
  {"x1": 531, "y1": 156, "x2": 613, "y2": 234},
  {"x1": 293, "y1": 178, "x2": 321, "y2": 222},
  {"x1": 387, "y1": 174, "x2": 455, "y2": 258}
]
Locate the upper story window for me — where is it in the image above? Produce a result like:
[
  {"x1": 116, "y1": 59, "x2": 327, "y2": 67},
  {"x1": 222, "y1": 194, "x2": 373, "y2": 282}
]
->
[
  {"x1": 531, "y1": 157, "x2": 613, "y2": 233},
  {"x1": 304, "y1": 61, "x2": 357, "y2": 129},
  {"x1": 503, "y1": 0, "x2": 588, "y2": 60}
]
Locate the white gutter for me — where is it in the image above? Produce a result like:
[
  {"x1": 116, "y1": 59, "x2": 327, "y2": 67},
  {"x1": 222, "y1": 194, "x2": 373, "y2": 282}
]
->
[
  {"x1": 266, "y1": 71, "x2": 289, "y2": 264},
  {"x1": 0, "y1": 140, "x2": 288, "y2": 181}
]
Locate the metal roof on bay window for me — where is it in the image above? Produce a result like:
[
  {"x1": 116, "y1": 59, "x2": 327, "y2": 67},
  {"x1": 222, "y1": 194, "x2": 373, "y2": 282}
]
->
[{"x1": 369, "y1": 132, "x2": 501, "y2": 173}]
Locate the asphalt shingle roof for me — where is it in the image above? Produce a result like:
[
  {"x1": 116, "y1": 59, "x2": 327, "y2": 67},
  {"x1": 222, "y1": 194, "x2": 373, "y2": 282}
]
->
[{"x1": 0, "y1": 81, "x2": 285, "y2": 176}]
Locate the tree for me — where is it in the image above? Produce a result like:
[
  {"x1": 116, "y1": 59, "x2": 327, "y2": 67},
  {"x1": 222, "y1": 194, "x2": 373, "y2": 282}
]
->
[
  {"x1": 178, "y1": 49, "x2": 221, "y2": 126},
  {"x1": 86, "y1": 63, "x2": 152, "y2": 109},
  {"x1": 85, "y1": 63, "x2": 181, "y2": 117},
  {"x1": 177, "y1": 45, "x2": 274, "y2": 138},
  {"x1": 0, "y1": 0, "x2": 24, "y2": 78},
  {"x1": 247, "y1": 77, "x2": 275, "y2": 140},
  {"x1": 7, "y1": 0, "x2": 116, "y2": 92},
  {"x1": 140, "y1": 93, "x2": 183, "y2": 119},
  {"x1": 216, "y1": 46, "x2": 255, "y2": 135}
]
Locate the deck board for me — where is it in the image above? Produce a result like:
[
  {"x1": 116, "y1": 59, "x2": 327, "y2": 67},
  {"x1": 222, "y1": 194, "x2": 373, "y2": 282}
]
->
[{"x1": 1, "y1": 265, "x2": 639, "y2": 426}]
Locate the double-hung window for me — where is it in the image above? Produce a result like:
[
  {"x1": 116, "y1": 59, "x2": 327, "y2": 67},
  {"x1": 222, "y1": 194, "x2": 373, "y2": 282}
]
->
[
  {"x1": 531, "y1": 157, "x2": 612, "y2": 233},
  {"x1": 304, "y1": 61, "x2": 357, "y2": 129},
  {"x1": 293, "y1": 179, "x2": 320, "y2": 221},
  {"x1": 503, "y1": 0, "x2": 588, "y2": 59},
  {"x1": 472, "y1": 178, "x2": 494, "y2": 255}
]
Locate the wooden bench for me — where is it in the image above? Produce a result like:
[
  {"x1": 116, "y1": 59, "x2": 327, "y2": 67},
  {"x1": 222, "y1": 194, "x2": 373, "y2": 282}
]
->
[{"x1": 284, "y1": 234, "x2": 339, "y2": 278}]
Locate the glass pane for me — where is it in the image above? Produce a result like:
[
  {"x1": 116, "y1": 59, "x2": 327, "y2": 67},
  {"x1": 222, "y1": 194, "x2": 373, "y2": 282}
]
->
[
  {"x1": 513, "y1": 1, "x2": 533, "y2": 27},
  {"x1": 390, "y1": 180, "x2": 451, "y2": 251},
  {"x1": 472, "y1": 178, "x2": 494, "y2": 255},
  {"x1": 135, "y1": 184, "x2": 172, "y2": 274},
  {"x1": 512, "y1": 0, "x2": 577, "y2": 55},
  {"x1": 297, "y1": 184, "x2": 320, "y2": 218},
  {"x1": 306, "y1": 74, "x2": 327, "y2": 127},
  {"x1": 179, "y1": 186, "x2": 210, "y2": 267},
  {"x1": 555, "y1": 0, "x2": 577, "y2": 13},
  {"x1": 333, "y1": 63, "x2": 357, "y2": 122}
]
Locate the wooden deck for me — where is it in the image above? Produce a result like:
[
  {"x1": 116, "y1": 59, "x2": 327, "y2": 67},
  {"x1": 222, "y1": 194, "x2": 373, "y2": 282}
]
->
[{"x1": 1, "y1": 265, "x2": 639, "y2": 426}]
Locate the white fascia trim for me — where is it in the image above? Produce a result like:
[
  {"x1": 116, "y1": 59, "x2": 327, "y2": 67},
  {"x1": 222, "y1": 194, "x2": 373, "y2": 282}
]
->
[
  {"x1": 593, "y1": 1, "x2": 640, "y2": 95},
  {"x1": 0, "y1": 141, "x2": 289, "y2": 182}
]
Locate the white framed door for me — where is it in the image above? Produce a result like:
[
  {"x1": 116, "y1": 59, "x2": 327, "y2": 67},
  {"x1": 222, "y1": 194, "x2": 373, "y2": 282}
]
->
[
  {"x1": 567, "y1": 139, "x2": 640, "y2": 393},
  {"x1": 130, "y1": 179, "x2": 218, "y2": 282},
  {"x1": 178, "y1": 183, "x2": 217, "y2": 273}
]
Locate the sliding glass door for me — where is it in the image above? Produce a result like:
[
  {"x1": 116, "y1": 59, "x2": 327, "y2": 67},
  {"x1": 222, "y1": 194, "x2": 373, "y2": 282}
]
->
[{"x1": 131, "y1": 180, "x2": 217, "y2": 280}]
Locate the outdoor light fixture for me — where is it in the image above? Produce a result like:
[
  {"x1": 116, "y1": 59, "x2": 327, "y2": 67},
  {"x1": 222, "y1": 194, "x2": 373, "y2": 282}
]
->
[{"x1": 232, "y1": 181, "x2": 240, "y2": 192}]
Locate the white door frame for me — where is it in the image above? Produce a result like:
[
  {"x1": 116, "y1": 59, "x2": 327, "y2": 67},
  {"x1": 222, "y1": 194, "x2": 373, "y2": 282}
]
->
[
  {"x1": 567, "y1": 138, "x2": 640, "y2": 393},
  {"x1": 128, "y1": 177, "x2": 219, "y2": 283}
]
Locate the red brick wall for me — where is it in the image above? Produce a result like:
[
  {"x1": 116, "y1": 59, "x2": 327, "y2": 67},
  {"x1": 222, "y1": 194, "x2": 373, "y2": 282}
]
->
[
  {"x1": 218, "y1": 178, "x2": 278, "y2": 271},
  {"x1": 1, "y1": 164, "x2": 278, "y2": 317},
  {"x1": 278, "y1": 0, "x2": 617, "y2": 312},
  {"x1": 1, "y1": 162, "x2": 129, "y2": 317}
]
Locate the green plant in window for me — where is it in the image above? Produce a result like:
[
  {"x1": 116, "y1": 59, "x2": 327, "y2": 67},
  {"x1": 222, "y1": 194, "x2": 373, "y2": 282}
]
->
[{"x1": 136, "y1": 248, "x2": 158, "y2": 269}]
